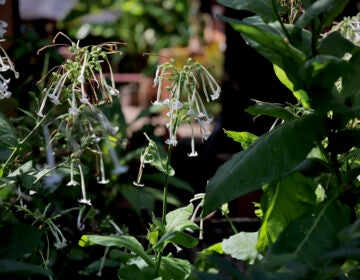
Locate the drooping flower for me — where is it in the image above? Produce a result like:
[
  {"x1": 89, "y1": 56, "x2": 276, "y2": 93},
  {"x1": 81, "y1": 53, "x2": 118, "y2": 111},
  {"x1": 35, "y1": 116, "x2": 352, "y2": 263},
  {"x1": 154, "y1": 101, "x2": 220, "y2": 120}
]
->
[
  {"x1": 0, "y1": 21, "x2": 19, "y2": 99},
  {"x1": 152, "y1": 58, "x2": 221, "y2": 156},
  {"x1": 67, "y1": 161, "x2": 79, "y2": 186},
  {"x1": 107, "y1": 141, "x2": 128, "y2": 175},
  {"x1": 78, "y1": 162, "x2": 91, "y2": 206},
  {"x1": 96, "y1": 143, "x2": 109, "y2": 185},
  {"x1": 42, "y1": 125, "x2": 63, "y2": 191}
]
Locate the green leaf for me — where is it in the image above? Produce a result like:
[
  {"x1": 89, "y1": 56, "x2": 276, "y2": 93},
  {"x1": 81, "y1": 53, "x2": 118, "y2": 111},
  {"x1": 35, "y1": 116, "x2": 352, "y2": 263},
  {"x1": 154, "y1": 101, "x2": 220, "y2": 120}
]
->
[
  {"x1": 121, "y1": 186, "x2": 155, "y2": 216},
  {"x1": 165, "y1": 203, "x2": 198, "y2": 232},
  {"x1": 273, "y1": 64, "x2": 310, "y2": 108},
  {"x1": 223, "y1": 130, "x2": 258, "y2": 150},
  {"x1": 168, "y1": 231, "x2": 199, "y2": 248},
  {"x1": 0, "y1": 260, "x2": 52, "y2": 277},
  {"x1": 219, "y1": 15, "x2": 306, "y2": 90},
  {"x1": 0, "y1": 223, "x2": 43, "y2": 259},
  {"x1": 0, "y1": 112, "x2": 18, "y2": 161},
  {"x1": 159, "y1": 256, "x2": 192, "y2": 280},
  {"x1": 295, "y1": 0, "x2": 350, "y2": 29},
  {"x1": 319, "y1": 31, "x2": 359, "y2": 58},
  {"x1": 299, "y1": 55, "x2": 349, "y2": 89},
  {"x1": 203, "y1": 114, "x2": 326, "y2": 216},
  {"x1": 216, "y1": 0, "x2": 279, "y2": 23},
  {"x1": 245, "y1": 102, "x2": 297, "y2": 121},
  {"x1": 222, "y1": 231, "x2": 260, "y2": 264},
  {"x1": 118, "y1": 264, "x2": 155, "y2": 280},
  {"x1": 257, "y1": 173, "x2": 318, "y2": 253},
  {"x1": 263, "y1": 200, "x2": 351, "y2": 274},
  {"x1": 79, "y1": 235, "x2": 155, "y2": 268}
]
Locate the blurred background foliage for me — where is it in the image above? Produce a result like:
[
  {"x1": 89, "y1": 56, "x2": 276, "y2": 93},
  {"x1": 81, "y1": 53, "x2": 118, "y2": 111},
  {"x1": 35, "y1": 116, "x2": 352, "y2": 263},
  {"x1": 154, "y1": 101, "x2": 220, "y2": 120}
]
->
[{"x1": 59, "y1": 0, "x2": 191, "y2": 74}]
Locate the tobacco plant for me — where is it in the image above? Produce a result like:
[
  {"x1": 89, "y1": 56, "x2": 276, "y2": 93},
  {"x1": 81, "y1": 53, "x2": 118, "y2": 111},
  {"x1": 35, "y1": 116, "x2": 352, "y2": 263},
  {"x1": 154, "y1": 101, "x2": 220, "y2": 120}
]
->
[
  {"x1": 200, "y1": 0, "x2": 360, "y2": 279},
  {"x1": 80, "y1": 57, "x2": 221, "y2": 279}
]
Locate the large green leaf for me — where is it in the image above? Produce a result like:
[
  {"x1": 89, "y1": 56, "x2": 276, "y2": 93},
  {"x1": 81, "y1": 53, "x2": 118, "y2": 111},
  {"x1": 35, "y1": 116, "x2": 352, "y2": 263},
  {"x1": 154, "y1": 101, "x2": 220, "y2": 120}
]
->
[
  {"x1": 223, "y1": 130, "x2": 258, "y2": 150},
  {"x1": 273, "y1": 64, "x2": 310, "y2": 108},
  {"x1": 216, "y1": 0, "x2": 279, "y2": 23},
  {"x1": 118, "y1": 264, "x2": 155, "y2": 280},
  {"x1": 262, "y1": 199, "x2": 351, "y2": 276},
  {"x1": 203, "y1": 114, "x2": 326, "y2": 216},
  {"x1": 295, "y1": 0, "x2": 350, "y2": 29},
  {"x1": 219, "y1": 15, "x2": 306, "y2": 90},
  {"x1": 245, "y1": 102, "x2": 297, "y2": 121},
  {"x1": 319, "y1": 31, "x2": 359, "y2": 58},
  {"x1": 159, "y1": 256, "x2": 192, "y2": 280},
  {"x1": 79, "y1": 235, "x2": 155, "y2": 268},
  {"x1": 299, "y1": 55, "x2": 349, "y2": 89},
  {"x1": 222, "y1": 231, "x2": 260, "y2": 264},
  {"x1": 0, "y1": 260, "x2": 52, "y2": 277},
  {"x1": 0, "y1": 223, "x2": 43, "y2": 259},
  {"x1": 256, "y1": 172, "x2": 318, "y2": 253},
  {"x1": 0, "y1": 112, "x2": 18, "y2": 161},
  {"x1": 165, "y1": 203, "x2": 197, "y2": 232}
]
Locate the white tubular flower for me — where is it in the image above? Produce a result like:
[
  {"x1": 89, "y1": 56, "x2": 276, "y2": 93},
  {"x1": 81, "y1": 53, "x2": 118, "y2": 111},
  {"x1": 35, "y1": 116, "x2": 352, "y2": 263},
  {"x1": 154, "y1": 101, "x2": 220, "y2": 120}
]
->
[
  {"x1": 68, "y1": 84, "x2": 80, "y2": 115},
  {"x1": 48, "y1": 72, "x2": 69, "y2": 105},
  {"x1": 107, "y1": 141, "x2": 128, "y2": 175},
  {"x1": 77, "y1": 206, "x2": 85, "y2": 231},
  {"x1": 152, "y1": 58, "x2": 220, "y2": 151},
  {"x1": 96, "y1": 110, "x2": 119, "y2": 136},
  {"x1": 78, "y1": 52, "x2": 90, "y2": 104},
  {"x1": 48, "y1": 219, "x2": 67, "y2": 249},
  {"x1": 78, "y1": 162, "x2": 92, "y2": 206},
  {"x1": 0, "y1": 75, "x2": 10, "y2": 99},
  {"x1": 0, "y1": 41, "x2": 19, "y2": 99},
  {"x1": 96, "y1": 144, "x2": 109, "y2": 184},
  {"x1": 0, "y1": 20, "x2": 7, "y2": 38},
  {"x1": 42, "y1": 125, "x2": 63, "y2": 191},
  {"x1": 37, "y1": 86, "x2": 53, "y2": 117},
  {"x1": 0, "y1": 45, "x2": 18, "y2": 77},
  {"x1": 133, "y1": 151, "x2": 145, "y2": 187},
  {"x1": 67, "y1": 161, "x2": 79, "y2": 186},
  {"x1": 190, "y1": 193, "x2": 205, "y2": 240},
  {"x1": 187, "y1": 124, "x2": 198, "y2": 157},
  {"x1": 198, "y1": 64, "x2": 221, "y2": 100}
]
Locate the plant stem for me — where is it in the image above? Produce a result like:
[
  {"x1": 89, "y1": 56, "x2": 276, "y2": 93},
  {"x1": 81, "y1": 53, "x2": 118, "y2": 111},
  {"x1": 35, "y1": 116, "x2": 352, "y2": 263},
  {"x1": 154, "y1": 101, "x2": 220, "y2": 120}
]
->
[
  {"x1": 155, "y1": 143, "x2": 173, "y2": 277},
  {"x1": 225, "y1": 213, "x2": 238, "y2": 235},
  {"x1": 161, "y1": 145, "x2": 173, "y2": 226},
  {"x1": 2, "y1": 115, "x2": 48, "y2": 173},
  {"x1": 271, "y1": 0, "x2": 293, "y2": 44}
]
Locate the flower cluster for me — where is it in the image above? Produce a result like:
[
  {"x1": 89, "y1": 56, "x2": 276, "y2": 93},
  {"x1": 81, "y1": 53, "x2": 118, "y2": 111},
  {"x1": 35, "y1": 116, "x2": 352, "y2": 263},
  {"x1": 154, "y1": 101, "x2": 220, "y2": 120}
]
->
[
  {"x1": 0, "y1": 12, "x2": 19, "y2": 99},
  {"x1": 37, "y1": 33, "x2": 128, "y2": 205},
  {"x1": 152, "y1": 58, "x2": 220, "y2": 156},
  {"x1": 332, "y1": 13, "x2": 360, "y2": 46}
]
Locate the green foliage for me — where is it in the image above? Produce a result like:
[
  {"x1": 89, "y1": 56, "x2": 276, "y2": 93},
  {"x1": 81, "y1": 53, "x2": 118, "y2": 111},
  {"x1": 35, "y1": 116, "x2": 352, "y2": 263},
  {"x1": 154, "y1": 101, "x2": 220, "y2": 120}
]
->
[
  {"x1": 61, "y1": 0, "x2": 190, "y2": 72},
  {"x1": 80, "y1": 203, "x2": 198, "y2": 279},
  {"x1": 202, "y1": 0, "x2": 360, "y2": 278},
  {"x1": 222, "y1": 231, "x2": 260, "y2": 264}
]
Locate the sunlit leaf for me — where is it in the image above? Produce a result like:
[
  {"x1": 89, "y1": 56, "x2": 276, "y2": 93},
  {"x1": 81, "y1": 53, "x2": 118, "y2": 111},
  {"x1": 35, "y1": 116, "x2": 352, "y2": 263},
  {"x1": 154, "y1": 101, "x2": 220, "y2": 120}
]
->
[{"x1": 203, "y1": 114, "x2": 326, "y2": 216}]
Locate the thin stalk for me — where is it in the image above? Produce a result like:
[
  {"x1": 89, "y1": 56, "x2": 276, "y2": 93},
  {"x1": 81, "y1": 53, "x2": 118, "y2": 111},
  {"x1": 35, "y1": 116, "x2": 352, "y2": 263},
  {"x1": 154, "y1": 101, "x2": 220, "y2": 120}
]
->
[
  {"x1": 161, "y1": 145, "x2": 173, "y2": 226},
  {"x1": 224, "y1": 213, "x2": 238, "y2": 235},
  {"x1": 2, "y1": 115, "x2": 48, "y2": 172},
  {"x1": 155, "y1": 143, "x2": 173, "y2": 277},
  {"x1": 271, "y1": 0, "x2": 293, "y2": 44}
]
